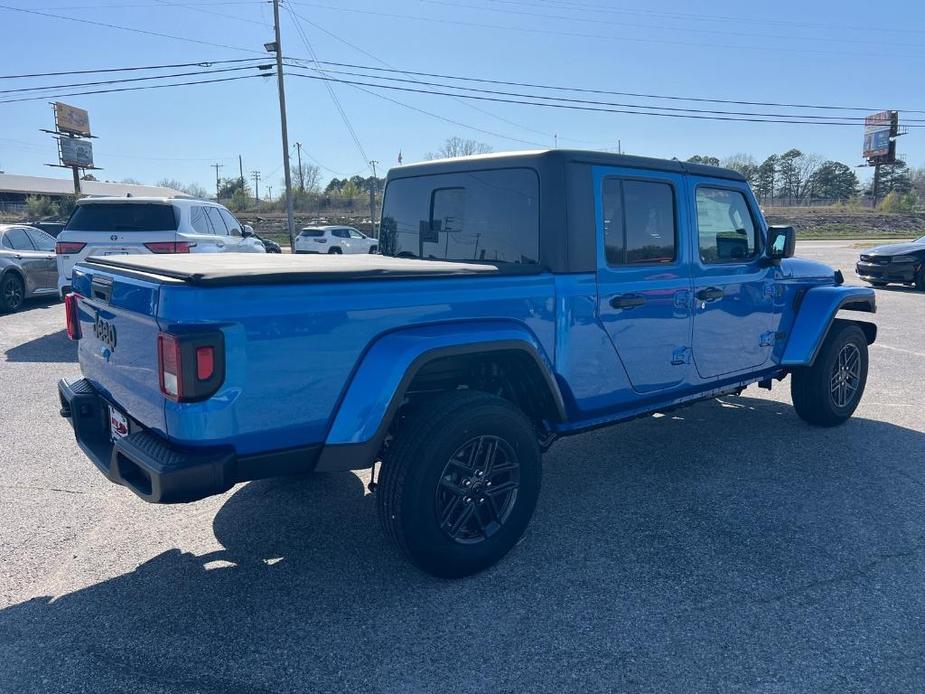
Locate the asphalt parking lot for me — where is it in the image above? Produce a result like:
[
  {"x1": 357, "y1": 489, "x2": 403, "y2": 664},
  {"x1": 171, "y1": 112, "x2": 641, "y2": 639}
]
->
[{"x1": 1, "y1": 241, "x2": 923, "y2": 693}]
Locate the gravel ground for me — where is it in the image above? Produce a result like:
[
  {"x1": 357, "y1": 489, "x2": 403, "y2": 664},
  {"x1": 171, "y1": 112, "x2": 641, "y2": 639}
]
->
[{"x1": 0, "y1": 241, "x2": 923, "y2": 693}]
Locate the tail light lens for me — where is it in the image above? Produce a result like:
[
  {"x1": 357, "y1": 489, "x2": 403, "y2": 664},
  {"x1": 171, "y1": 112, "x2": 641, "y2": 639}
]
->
[
  {"x1": 144, "y1": 241, "x2": 194, "y2": 253},
  {"x1": 56, "y1": 241, "x2": 86, "y2": 255},
  {"x1": 157, "y1": 331, "x2": 225, "y2": 402},
  {"x1": 64, "y1": 293, "x2": 81, "y2": 340}
]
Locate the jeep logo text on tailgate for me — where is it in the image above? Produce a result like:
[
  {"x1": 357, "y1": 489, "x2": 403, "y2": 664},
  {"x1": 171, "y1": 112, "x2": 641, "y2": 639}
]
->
[{"x1": 94, "y1": 314, "x2": 117, "y2": 351}]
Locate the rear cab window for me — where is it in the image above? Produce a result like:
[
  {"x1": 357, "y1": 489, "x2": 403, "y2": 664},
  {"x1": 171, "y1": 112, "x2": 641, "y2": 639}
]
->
[
  {"x1": 65, "y1": 203, "x2": 179, "y2": 232},
  {"x1": 380, "y1": 168, "x2": 539, "y2": 264}
]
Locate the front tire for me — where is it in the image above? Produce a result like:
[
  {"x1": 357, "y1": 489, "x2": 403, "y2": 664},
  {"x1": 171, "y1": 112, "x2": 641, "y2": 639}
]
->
[
  {"x1": 0, "y1": 273, "x2": 24, "y2": 313},
  {"x1": 377, "y1": 391, "x2": 541, "y2": 578},
  {"x1": 791, "y1": 322, "x2": 868, "y2": 427}
]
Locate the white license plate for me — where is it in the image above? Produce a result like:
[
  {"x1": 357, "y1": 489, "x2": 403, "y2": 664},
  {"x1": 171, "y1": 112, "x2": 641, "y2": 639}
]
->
[{"x1": 109, "y1": 406, "x2": 129, "y2": 440}]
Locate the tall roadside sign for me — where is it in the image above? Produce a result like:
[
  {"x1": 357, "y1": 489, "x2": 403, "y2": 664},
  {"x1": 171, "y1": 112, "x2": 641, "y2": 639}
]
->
[
  {"x1": 43, "y1": 102, "x2": 100, "y2": 195},
  {"x1": 863, "y1": 110, "x2": 903, "y2": 205}
]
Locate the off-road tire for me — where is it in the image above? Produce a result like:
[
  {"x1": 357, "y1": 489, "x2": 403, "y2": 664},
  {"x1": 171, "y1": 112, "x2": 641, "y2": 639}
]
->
[
  {"x1": 791, "y1": 321, "x2": 868, "y2": 427},
  {"x1": 0, "y1": 273, "x2": 24, "y2": 313},
  {"x1": 377, "y1": 390, "x2": 541, "y2": 578}
]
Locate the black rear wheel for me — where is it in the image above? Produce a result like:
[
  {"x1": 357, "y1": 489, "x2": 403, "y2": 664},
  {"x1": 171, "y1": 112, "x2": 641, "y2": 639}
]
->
[
  {"x1": 0, "y1": 273, "x2": 24, "y2": 313},
  {"x1": 791, "y1": 322, "x2": 868, "y2": 427},
  {"x1": 377, "y1": 391, "x2": 541, "y2": 578}
]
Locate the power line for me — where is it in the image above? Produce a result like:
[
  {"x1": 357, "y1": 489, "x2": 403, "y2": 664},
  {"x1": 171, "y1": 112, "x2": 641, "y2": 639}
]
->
[
  {"x1": 0, "y1": 57, "x2": 263, "y2": 80},
  {"x1": 0, "y1": 3, "x2": 264, "y2": 54},
  {"x1": 285, "y1": 70, "x2": 925, "y2": 128},
  {"x1": 0, "y1": 73, "x2": 267, "y2": 105},
  {"x1": 285, "y1": 63, "x2": 925, "y2": 123},
  {"x1": 286, "y1": 58, "x2": 925, "y2": 116},
  {"x1": 285, "y1": 7, "x2": 560, "y2": 144},
  {"x1": 283, "y1": 3, "x2": 370, "y2": 168},
  {"x1": 0, "y1": 64, "x2": 269, "y2": 95}
]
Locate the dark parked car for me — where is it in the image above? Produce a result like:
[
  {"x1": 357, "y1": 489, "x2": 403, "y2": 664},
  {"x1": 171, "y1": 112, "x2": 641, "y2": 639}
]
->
[
  {"x1": 0, "y1": 224, "x2": 59, "y2": 312},
  {"x1": 856, "y1": 236, "x2": 925, "y2": 290},
  {"x1": 24, "y1": 220, "x2": 67, "y2": 238},
  {"x1": 253, "y1": 232, "x2": 281, "y2": 253}
]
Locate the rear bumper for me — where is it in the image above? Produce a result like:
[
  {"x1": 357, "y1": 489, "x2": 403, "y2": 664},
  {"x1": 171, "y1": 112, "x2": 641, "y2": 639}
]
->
[
  {"x1": 58, "y1": 377, "x2": 320, "y2": 503},
  {"x1": 856, "y1": 261, "x2": 916, "y2": 283}
]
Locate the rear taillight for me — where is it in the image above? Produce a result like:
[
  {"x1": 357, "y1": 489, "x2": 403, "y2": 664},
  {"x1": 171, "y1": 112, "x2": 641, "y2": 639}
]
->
[
  {"x1": 157, "y1": 331, "x2": 225, "y2": 402},
  {"x1": 144, "y1": 241, "x2": 194, "y2": 253},
  {"x1": 56, "y1": 241, "x2": 86, "y2": 255},
  {"x1": 64, "y1": 293, "x2": 81, "y2": 340}
]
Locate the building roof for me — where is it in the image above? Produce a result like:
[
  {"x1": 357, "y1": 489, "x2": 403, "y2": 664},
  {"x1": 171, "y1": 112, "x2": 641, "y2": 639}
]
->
[{"x1": 0, "y1": 173, "x2": 190, "y2": 198}]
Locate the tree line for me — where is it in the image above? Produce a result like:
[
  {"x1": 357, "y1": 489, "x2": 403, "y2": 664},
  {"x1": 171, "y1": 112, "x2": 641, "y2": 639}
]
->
[{"x1": 687, "y1": 152, "x2": 924, "y2": 211}]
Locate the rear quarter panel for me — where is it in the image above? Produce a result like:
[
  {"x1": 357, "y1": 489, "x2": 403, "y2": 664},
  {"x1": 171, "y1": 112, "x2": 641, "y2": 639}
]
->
[{"x1": 157, "y1": 273, "x2": 557, "y2": 455}]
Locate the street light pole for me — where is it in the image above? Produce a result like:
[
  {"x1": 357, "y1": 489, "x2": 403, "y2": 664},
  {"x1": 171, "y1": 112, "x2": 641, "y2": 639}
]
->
[{"x1": 269, "y1": 0, "x2": 295, "y2": 250}]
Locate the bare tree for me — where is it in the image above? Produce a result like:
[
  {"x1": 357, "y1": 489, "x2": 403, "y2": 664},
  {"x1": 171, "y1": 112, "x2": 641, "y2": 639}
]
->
[
  {"x1": 426, "y1": 136, "x2": 494, "y2": 160},
  {"x1": 290, "y1": 162, "x2": 322, "y2": 194}
]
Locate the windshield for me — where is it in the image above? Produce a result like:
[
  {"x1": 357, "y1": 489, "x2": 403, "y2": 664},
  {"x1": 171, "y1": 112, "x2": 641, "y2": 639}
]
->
[{"x1": 65, "y1": 203, "x2": 178, "y2": 232}]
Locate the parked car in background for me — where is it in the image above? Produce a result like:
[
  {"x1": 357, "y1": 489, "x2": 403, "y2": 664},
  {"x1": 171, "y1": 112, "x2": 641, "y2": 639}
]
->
[
  {"x1": 55, "y1": 197, "x2": 265, "y2": 297},
  {"x1": 0, "y1": 224, "x2": 58, "y2": 312},
  {"x1": 250, "y1": 229, "x2": 281, "y2": 253},
  {"x1": 856, "y1": 236, "x2": 925, "y2": 290},
  {"x1": 24, "y1": 221, "x2": 67, "y2": 237},
  {"x1": 293, "y1": 226, "x2": 377, "y2": 254}
]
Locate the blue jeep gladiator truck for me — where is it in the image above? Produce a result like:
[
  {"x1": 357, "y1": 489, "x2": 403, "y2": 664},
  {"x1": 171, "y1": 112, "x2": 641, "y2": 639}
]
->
[{"x1": 58, "y1": 150, "x2": 876, "y2": 578}]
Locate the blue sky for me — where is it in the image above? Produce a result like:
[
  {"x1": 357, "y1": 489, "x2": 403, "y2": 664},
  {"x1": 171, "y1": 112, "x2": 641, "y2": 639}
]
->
[{"x1": 1, "y1": 0, "x2": 923, "y2": 194}]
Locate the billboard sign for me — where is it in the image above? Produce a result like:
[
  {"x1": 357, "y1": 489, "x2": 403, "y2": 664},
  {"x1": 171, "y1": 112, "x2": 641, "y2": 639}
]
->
[
  {"x1": 863, "y1": 110, "x2": 895, "y2": 160},
  {"x1": 59, "y1": 138, "x2": 94, "y2": 168},
  {"x1": 54, "y1": 102, "x2": 91, "y2": 137}
]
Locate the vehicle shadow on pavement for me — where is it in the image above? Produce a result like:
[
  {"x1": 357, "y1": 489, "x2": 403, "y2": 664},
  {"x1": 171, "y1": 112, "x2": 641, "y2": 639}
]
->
[
  {"x1": 2, "y1": 396, "x2": 924, "y2": 693},
  {"x1": 4, "y1": 329, "x2": 76, "y2": 363}
]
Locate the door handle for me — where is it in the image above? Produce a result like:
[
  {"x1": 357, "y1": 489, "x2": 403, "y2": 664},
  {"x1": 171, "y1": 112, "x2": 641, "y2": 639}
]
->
[
  {"x1": 610, "y1": 293, "x2": 646, "y2": 309},
  {"x1": 696, "y1": 287, "x2": 724, "y2": 302}
]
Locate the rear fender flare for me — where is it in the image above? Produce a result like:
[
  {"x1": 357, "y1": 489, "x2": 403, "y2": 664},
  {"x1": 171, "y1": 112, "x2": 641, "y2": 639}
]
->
[
  {"x1": 781, "y1": 286, "x2": 876, "y2": 367},
  {"x1": 316, "y1": 321, "x2": 563, "y2": 472}
]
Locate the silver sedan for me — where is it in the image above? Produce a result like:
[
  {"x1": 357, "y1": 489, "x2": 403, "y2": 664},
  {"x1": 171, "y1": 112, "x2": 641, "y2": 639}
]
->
[{"x1": 0, "y1": 224, "x2": 59, "y2": 313}]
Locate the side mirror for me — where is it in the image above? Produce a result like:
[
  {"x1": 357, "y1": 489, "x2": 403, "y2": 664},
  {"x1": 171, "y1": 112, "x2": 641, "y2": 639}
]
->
[
  {"x1": 767, "y1": 225, "x2": 795, "y2": 262},
  {"x1": 242, "y1": 225, "x2": 254, "y2": 238}
]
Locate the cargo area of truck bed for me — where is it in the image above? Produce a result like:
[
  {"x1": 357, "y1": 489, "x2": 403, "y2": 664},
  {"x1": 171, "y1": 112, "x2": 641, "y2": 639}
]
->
[{"x1": 83, "y1": 253, "x2": 533, "y2": 286}]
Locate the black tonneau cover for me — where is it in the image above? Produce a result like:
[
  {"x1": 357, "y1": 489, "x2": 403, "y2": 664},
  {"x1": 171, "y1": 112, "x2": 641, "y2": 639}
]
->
[{"x1": 83, "y1": 253, "x2": 532, "y2": 286}]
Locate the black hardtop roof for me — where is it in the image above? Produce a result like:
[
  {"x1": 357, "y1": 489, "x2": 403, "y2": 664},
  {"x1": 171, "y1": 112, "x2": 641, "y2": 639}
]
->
[{"x1": 388, "y1": 149, "x2": 746, "y2": 182}]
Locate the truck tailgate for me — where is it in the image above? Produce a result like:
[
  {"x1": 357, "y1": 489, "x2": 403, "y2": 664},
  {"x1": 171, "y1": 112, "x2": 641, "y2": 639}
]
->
[{"x1": 71, "y1": 263, "x2": 167, "y2": 435}]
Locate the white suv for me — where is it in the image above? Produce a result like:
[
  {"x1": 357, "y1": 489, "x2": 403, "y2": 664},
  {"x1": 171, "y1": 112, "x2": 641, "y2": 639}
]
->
[
  {"x1": 293, "y1": 226, "x2": 378, "y2": 254},
  {"x1": 56, "y1": 197, "x2": 264, "y2": 296}
]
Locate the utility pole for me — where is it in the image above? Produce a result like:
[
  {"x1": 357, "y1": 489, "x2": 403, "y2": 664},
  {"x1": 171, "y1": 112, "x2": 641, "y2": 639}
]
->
[
  {"x1": 251, "y1": 170, "x2": 261, "y2": 207},
  {"x1": 267, "y1": 0, "x2": 296, "y2": 250},
  {"x1": 294, "y1": 142, "x2": 304, "y2": 192},
  {"x1": 268, "y1": 186, "x2": 273, "y2": 202},
  {"x1": 369, "y1": 160, "x2": 380, "y2": 238},
  {"x1": 211, "y1": 162, "x2": 223, "y2": 200},
  {"x1": 238, "y1": 155, "x2": 244, "y2": 189}
]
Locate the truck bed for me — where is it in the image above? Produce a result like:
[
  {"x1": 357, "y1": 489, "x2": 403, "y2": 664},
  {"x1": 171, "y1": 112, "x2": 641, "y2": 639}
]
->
[{"x1": 84, "y1": 253, "x2": 530, "y2": 286}]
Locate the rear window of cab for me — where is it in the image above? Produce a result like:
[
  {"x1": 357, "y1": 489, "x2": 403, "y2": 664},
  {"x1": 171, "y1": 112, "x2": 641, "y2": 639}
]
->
[
  {"x1": 379, "y1": 168, "x2": 539, "y2": 264},
  {"x1": 65, "y1": 203, "x2": 178, "y2": 232}
]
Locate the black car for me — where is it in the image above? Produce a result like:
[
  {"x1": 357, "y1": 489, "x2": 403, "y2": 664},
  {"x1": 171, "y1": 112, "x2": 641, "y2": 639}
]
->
[
  {"x1": 0, "y1": 224, "x2": 59, "y2": 312},
  {"x1": 254, "y1": 233, "x2": 281, "y2": 253},
  {"x1": 856, "y1": 236, "x2": 925, "y2": 290}
]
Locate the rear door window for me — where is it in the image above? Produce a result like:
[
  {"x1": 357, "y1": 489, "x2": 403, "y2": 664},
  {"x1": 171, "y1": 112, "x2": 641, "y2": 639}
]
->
[
  {"x1": 602, "y1": 178, "x2": 676, "y2": 265},
  {"x1": 205, "y1": 207, "x2": 228, "y2": 235},
  {"x1": 65, "y1": 203, "x2": 178, "y2": 232},
  {"x1": 25, "y1": 228, "x2": 55, "y2": 251},
  {"x1": 190, "y1": 206, "x2": 215, "y2": 234},
  {"x1": 380, "y1": 168, "x2": 539, "y2": 263}
]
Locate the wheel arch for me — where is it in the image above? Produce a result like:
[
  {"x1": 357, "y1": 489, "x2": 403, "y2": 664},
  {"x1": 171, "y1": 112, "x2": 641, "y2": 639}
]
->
[
  {"x1": 782, "y1": 285, "x2": 876, "y2": 367},
  {"x1": 315, "y1": 321, "x2": 564, "y2": 472}
]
